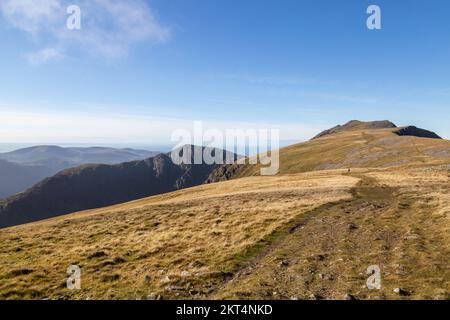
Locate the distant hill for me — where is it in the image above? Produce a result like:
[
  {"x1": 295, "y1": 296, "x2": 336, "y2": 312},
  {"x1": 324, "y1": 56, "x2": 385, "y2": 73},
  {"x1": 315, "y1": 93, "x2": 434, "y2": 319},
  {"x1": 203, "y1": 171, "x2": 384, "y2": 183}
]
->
[
  {"x1": 0, "y1": 145, "x2": 159, "y2": 172},
  {"x1": 0, "y1": 146, "x2": 235, "y2": 228},
  {"x1": 0, "y1": 160, "x2": 54, "y2": 199},
  {"x1": 0, "y1": 146, "x2": 160, "y2": 199}
]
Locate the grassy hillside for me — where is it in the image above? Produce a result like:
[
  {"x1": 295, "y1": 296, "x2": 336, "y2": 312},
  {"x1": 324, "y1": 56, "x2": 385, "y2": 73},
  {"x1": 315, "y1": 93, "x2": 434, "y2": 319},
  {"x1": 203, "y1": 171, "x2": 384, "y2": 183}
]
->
[
  {"x1": 0, "y1": 171, "x2": 358, "y2": 299},
  {"x1": 215, "y1": 127, "x2": 450, "y2": 179}
]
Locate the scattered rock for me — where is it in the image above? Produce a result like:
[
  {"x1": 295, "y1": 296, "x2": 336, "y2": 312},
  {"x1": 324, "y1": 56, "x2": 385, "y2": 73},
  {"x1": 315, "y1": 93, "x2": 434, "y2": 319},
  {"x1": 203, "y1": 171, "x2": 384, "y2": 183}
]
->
[
  {"x1": 347, "y1": 223, "x2": 358, "y2": 230},
  {"x1": 188, "y1": 261, "x2": 204, "y2": 269},
  {"x1": 165, "y1": 285, "x2": 184, "y2": 292},
  {"x1": 144, "y1": 275, "x2": 152, "y2": 283},
  {"x1": 309, "y1": 293, "x2": 323, "y2": 300},
  {"x1": 404, "y1": 234, "x2": 419, "y2": 240},
  {"x1": 160, "y1": 275, "x2": 171, "y2": 284},
  {"x1": 278, "y1": 260, "x2": 289, "y2": 267},
  {"x1": 325, "y1": 274, "x2": 335, "y2": 281},
  {"x1": 393, "y1": 288, "x2": 410, "y2": 296},
  {"x1": 146, "y1": 293, "x2": 161, "y2": 300},
  {"x1": 344, "y1": 293, "x2": 357, "y2": 300},
  {"x1": 180, "y1": 271, "x2": 191, "y2": 277}
]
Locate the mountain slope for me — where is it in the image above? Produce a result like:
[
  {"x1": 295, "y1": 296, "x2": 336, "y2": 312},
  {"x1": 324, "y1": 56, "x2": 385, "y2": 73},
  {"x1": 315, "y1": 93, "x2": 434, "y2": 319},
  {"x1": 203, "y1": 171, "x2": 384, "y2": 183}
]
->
[
  {"x1": 0, "y1": 160, "x2": 54, "y2": 199},
  {"x1": 207, "y1": 121, "x2": 449, "y2": 181},
  {"x1": 0, "y1": 146, "x2": 232, "y2": 228}
]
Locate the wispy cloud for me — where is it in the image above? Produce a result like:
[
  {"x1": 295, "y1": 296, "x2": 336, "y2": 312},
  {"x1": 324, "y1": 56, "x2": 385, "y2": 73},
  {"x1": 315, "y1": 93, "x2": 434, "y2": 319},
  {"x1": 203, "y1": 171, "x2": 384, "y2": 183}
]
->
[
  {"x1": 0, "y1": 0, "x2": 62, "y2": 34},
  {"x1": 0, "y1": 0, "x2": 170, "y2": 63},
  {"x1": 214, "y1": 73, "x2": 339, "y2": 87},
  {"x1": 26, "y1": 47, "x2": 64, "y2": 64}
]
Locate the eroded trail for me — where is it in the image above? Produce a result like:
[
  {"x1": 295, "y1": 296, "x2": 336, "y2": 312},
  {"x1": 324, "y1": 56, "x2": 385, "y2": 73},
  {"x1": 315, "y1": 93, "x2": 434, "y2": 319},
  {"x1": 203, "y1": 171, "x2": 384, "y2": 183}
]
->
[{"x1": 214, "y1": 174, "x2": 449, "y2": 300}]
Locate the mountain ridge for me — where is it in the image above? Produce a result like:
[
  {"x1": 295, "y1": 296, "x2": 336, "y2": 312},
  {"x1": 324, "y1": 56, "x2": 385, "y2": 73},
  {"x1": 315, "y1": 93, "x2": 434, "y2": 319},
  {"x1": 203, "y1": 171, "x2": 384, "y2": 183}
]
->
[
  {"x1": 0, "y1": 145, "x2": 160, "y2": 199},
  {"x1": 0, "y1": 146, "x2": 234, "y2": 228}
]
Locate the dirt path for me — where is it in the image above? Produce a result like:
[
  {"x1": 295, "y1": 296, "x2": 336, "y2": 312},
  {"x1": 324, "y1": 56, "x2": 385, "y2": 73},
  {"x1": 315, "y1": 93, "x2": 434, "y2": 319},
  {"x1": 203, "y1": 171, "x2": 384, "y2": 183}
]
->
[{"x1": 213, "y1": 174, "x2": 449, "y2": 300}]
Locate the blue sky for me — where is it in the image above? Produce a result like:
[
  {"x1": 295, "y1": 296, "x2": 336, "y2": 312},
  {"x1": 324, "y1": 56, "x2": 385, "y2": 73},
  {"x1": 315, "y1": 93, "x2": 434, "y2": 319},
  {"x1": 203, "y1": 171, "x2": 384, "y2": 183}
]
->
[{"x1": 0, "y1": 0, "x2": 449, "y2": 145}]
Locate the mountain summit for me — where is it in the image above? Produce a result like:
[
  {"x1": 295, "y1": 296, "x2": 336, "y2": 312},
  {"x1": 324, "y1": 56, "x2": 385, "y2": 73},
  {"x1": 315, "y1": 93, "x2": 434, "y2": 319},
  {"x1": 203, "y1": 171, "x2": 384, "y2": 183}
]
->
[
  {"x1": 207, "y1": 120, "x2": 449, "y2": 181},
  {"x1": 312, "y1": 120, "x2": 397, "y2": 140},
  {"x1": 312, "y1": 120, "x2": 442, "y2": 140}
]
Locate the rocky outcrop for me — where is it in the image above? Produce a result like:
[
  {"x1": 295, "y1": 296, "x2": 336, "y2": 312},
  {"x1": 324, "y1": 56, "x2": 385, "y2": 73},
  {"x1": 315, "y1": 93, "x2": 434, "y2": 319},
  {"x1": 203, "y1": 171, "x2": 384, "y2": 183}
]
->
[
  {"x1": 205, "y1": 163, "x2": 245, "y2": 184},
  {"x1": 394, "y1": 126, "x2": 442, "y2": 139}
]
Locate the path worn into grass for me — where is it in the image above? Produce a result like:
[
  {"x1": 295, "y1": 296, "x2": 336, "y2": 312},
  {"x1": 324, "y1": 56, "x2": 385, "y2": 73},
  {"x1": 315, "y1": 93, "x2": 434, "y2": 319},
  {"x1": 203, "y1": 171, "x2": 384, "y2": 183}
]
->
[{"x1": 214, "y1": 174, "x2": 449, "y2": 300}]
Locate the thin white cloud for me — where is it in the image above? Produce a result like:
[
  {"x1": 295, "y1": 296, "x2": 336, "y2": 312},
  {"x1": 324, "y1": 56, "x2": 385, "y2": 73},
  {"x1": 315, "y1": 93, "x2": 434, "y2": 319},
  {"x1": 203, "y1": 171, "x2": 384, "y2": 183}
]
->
[
  {"x1": 26, "y1": 47, "x2": 64, "y2": 64},
  {"x1": 0, "y1": 0, "x2": 62, "y2": 34},
  {"x1": 0, "y1": 0, "x2": 170, "y2": 63}
]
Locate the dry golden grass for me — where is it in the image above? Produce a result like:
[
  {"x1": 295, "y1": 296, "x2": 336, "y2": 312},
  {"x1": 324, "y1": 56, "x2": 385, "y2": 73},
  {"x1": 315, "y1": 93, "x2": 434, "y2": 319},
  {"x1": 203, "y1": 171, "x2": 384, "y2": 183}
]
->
[
  {"x1": 216, "y1": 167, "x2": 450, "y2": 300},
  {"x1": 0, "y1": 172, "x2": 358, "y2": 300},
  {"x1": 233, "y1": 128, "x2": 450, "y2": 177}
]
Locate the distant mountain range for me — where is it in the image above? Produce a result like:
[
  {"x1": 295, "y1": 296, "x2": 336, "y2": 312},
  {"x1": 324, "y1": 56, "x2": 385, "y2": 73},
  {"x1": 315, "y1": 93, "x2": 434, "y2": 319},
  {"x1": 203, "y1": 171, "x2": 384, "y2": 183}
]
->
[
  {"x1": 0, "y1": 146, "x2": 235, "y2": 228},
  {"x1": 0, "y1": 146, "x2": 160, "y2": 199},
  {"x1": 0, "y1": 145, "x2": 159, "y2": 170}
]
